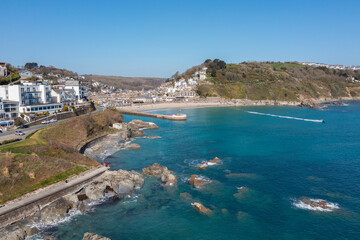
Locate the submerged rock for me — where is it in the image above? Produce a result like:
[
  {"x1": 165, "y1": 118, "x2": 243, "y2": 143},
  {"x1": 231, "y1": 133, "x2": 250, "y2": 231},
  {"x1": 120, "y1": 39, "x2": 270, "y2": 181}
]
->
[
  {"x1": 189, "y1": 175, "x2": 211, "y2": 189},
  {"x1": 233, "y1": 186, "x2": 251, "y2": 200},
  {"x1": 142, "y1": 163, "x2": 177, "y2": 187},
  {"x1": 147, "y1": 135, "x2": 161, "y2": 139},
  {"x1": 191, "y1": 202, "x2": 212, "y2": 215},
  {"x1": 82, "y1": 232, "x2": 111, "y2": 240}
]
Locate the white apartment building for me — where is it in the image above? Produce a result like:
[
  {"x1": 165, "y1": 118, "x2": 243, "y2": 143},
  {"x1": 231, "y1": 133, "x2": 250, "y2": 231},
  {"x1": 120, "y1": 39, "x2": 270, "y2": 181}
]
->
[{"x1": 0, "y1": 83, "x2": 62, "y2": 114}]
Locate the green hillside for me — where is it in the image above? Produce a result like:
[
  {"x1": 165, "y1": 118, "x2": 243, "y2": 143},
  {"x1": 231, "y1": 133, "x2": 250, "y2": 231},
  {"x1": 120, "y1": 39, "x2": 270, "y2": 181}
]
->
[{"x1": 196, "y1": 60, "x2": 360, "y2": 101}]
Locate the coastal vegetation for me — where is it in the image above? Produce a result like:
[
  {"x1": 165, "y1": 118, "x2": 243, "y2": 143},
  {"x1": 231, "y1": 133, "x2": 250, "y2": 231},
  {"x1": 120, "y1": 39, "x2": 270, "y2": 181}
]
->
[
  {"x1": 196, "y1": 60, "x2": 360, "y2": 101},
  {"x1": 0, "y1": 63, "x2": 20, "y2": 85},
  {"x1": 0, "y1": 109, "x2": 124, "y2": 203},
  {"x1": 85, "y1": 74, "x2": 165, "y2": 91}
]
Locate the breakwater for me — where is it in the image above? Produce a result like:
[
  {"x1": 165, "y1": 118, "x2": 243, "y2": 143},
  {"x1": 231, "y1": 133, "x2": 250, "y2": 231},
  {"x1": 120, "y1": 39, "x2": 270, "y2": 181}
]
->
[{"x1": 117, "y1": 109, "x2": 186, "y2": 120}]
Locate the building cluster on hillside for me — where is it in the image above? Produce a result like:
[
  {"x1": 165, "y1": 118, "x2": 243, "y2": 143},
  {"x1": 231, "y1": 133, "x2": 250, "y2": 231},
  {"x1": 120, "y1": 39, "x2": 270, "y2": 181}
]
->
[
  {"x1": 90, "y1": 67, "x2": 208, "y2": 107},
  {"x1": 0, "y1": 62, "x2": 88, "y2": 127},
  {"x1": 300, "y1": 62, "x2": 360, "y2": 71}
]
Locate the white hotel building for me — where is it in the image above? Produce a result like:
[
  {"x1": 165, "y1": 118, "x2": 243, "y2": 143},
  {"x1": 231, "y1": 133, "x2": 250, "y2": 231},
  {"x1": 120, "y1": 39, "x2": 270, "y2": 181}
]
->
[{"x1": 0, "y1": 83, "x2": 62, "y2": 114}]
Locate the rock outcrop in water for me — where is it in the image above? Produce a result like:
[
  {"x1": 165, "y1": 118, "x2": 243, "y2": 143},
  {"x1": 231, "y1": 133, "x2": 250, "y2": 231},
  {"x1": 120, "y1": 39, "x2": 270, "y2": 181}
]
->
[
  {"x1": 83, "y1": 232, "x2": 111, "y2": 240},
  {"x1": 299, "y1": 197, "x2": 332, "y2": 210},
  {"x1": 191, "y1": 202, "x2": 212, "y2": 215},
  {"x1": 189, "y1": 175, "x2": 211, "y2": 188},
  {"x1": 198, "y1": 157, "x2": 222, "y2": 170},
  {"x1": 127, "y1": 119, "x2": 159, "y2": 137},
  {"x1": 142, "y1": 163, "x2": 177, "y2": 187}
]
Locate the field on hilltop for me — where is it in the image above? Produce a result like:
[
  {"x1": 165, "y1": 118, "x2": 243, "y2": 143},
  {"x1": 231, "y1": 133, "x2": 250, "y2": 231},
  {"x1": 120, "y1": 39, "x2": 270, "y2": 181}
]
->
[
  {"x1": 0, "y1": 109, "x2": 124, "y2": 203},
  {"x1": 196, "y1": 60, "x2": 360, "y2": 101},
  {"x1": 85, "y1": 75, "x2": 165, "y2": 90}
]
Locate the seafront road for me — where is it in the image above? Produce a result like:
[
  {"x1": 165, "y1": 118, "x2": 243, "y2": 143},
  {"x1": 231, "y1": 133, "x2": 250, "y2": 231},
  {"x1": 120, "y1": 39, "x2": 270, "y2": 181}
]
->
[
  {"x1": 0, "y1": 166, "x2": 108, "y2": 227},
  {"x1": 0, "y1": 107, "x2": 104, "y2": 143}
]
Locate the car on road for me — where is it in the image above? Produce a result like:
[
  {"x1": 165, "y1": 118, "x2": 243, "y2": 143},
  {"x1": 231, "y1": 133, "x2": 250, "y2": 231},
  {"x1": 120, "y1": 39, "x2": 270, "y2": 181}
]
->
[
  {"x1": 49, "y1": 119, "x2": 57, "y2": 123},
  {"x1": 15, "y1": 130, "x2": 25, "y2": 136},
  {"x1": 41, "y1": 120, "x2": 50, "y2": 124}
]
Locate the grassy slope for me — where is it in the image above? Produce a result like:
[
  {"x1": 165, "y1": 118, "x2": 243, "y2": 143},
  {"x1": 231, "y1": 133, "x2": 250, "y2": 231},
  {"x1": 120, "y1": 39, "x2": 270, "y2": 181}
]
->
[
  {"x1": 0, "y1": 109, "x2": 124, "y2": 203},
  {"x1": 197, "y1": 62, "x2": 360, "y2": 101}
]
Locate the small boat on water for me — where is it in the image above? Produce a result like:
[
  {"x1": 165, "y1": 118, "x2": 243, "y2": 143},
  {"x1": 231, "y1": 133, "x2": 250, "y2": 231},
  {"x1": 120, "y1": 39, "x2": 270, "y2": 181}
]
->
[{"x1": 168, "y1": 109, "x2": 187, "y2": 120}]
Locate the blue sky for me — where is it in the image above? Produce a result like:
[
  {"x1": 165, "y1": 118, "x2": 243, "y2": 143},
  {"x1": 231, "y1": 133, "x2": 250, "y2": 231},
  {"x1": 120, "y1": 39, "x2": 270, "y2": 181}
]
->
[{"x1": 1, "y1": 0, "x2": 359, "y2": 77}]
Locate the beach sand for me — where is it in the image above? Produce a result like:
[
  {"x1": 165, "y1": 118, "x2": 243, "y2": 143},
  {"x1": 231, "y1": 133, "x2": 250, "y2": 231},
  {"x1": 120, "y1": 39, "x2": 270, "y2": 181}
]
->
[{"x1": 116, "y1": 100, "x2": 301, "y2": 112}]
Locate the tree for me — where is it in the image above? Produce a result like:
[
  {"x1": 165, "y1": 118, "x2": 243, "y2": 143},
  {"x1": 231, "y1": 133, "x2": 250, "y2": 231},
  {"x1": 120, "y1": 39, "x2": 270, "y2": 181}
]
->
[
  {"x1": 170, "y1": 71, "x2": 179, "y2": 80},
  {"x1": 24, "y1": 62, "x2": 39, "y2": 69},
  {"x1": 14, "y1": 117, "x2": 25, "y2": 127}
]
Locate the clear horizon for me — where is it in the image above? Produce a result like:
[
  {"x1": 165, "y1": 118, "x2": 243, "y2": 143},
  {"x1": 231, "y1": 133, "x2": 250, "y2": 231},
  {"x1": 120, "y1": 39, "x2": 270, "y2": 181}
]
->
[{"x1": 2, "y1": 0, "x2": 360, "y2": 78}]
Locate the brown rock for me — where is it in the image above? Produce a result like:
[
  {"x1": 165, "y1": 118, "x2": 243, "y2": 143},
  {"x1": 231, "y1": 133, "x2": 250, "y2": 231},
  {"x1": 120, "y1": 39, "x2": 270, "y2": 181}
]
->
[
  {"x1": 209, "y1": 157, "x2": 221, "y2": 164},
  {"x1": 198, "y1": 164, "x2": 206, "y2": 170},
  {"x1": 82, "y1": 232, "x2": 111, "y2": 240},
  {"x1": 189, "y1": 175, "x2": 210, "y2": 189},
  {"x1": 43, "y1": 235, "x2": 56, "y2": 240},
  {"x1": 192, "y1": 202, "x2": 212, "y2": 215},
  {"x1": 299, "y1": 197, "x2": 331, "y2": 210}
]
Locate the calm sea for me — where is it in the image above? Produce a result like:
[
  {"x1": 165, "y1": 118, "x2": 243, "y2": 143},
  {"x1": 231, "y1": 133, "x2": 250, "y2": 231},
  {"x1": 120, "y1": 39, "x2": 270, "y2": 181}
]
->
[{"x1": 36, "y1": 102, "x2": 360, "y2": 240}]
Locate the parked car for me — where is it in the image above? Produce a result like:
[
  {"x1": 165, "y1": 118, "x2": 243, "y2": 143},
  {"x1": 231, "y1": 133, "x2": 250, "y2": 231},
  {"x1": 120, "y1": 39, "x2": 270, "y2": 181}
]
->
[
  {"x1": 41, "y1": 120, "x2": 50, "y2": 124},
  {"x1": 19, "y1": 124, "x2": 29, "y2": 129},
  {"x1": 15, "y1": 130, "x2": 25, "y2": 136},
  {"x1": 49, "y1": 119, "x2": 57, "y2": 123}
]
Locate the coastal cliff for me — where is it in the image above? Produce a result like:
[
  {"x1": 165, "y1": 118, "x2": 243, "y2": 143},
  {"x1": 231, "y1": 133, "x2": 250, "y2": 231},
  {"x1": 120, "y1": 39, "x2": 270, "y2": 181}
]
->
[{"x1": 193, "y1": 60, "x2": 360, "y2": 101}]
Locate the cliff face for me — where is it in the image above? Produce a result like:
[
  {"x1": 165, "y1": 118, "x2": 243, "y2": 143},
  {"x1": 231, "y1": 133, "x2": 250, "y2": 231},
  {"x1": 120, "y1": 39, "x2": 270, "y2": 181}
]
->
[{"x1": 196, "y1": 61, "x2": 360, "y2": 101}]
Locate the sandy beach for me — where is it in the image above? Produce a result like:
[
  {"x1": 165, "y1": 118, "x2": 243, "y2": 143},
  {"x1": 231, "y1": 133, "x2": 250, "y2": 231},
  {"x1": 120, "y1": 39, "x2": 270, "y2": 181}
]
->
[{"x1": 116, "y1": 99, "x2": 301, "y2": 112}]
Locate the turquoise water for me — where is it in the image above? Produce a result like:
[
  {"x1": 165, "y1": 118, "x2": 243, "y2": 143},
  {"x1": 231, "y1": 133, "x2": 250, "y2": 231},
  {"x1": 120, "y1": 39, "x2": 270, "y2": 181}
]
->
[{"x1": 39, "y1": 103, "x2": 360, "y2": 239}]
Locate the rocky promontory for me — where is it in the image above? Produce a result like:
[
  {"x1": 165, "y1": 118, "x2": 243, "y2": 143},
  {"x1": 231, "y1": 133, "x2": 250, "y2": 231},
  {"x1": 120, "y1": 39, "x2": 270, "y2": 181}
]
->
[{"x1": 84, "y1": 119, "x2": 158, "y2": 161}]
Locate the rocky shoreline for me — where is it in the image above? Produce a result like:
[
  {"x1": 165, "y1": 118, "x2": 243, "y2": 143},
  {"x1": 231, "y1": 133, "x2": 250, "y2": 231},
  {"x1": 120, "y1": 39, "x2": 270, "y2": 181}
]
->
[
  {"x1": 84, "y1": 119, "x2": 159, "y2": 162},
  {"x1": 0, "y1": 119, "x2": 162, "y2": 240},
  {"x1": 0, "y1": 162, "x2": 178, "y2": 240}
]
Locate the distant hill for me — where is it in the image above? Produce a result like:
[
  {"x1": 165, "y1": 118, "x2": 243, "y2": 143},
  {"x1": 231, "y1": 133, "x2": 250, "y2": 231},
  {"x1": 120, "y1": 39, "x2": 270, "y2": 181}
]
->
[
  {"x1": 84, "y1": 75, "x2": 165, "y2": 90},
  {"x1": 196, "y1": 60, "x2": 360, "y2": 101},
  {"x1": 31, "y1": 65, "x2": 78, "y2": 77}
]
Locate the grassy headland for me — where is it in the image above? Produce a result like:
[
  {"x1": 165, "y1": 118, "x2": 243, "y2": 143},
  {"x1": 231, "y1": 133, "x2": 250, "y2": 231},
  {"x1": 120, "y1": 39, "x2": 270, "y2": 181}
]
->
[
  {"x1": 0, "y1": 109, "x2": 124, "y2": 203},
  {"x1": 196, "y1": 60, "x2": 360, "y2": 101}
]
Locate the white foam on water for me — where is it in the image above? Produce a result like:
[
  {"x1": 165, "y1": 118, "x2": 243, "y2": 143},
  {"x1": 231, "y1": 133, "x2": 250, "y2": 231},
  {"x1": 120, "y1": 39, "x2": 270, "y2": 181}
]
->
[
  {"x1": 292, "y1": 198, "x2": 339, "y2": 212},
  {"x1": 246, "y1": 111, "x2": 324, "y2": 123}
]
